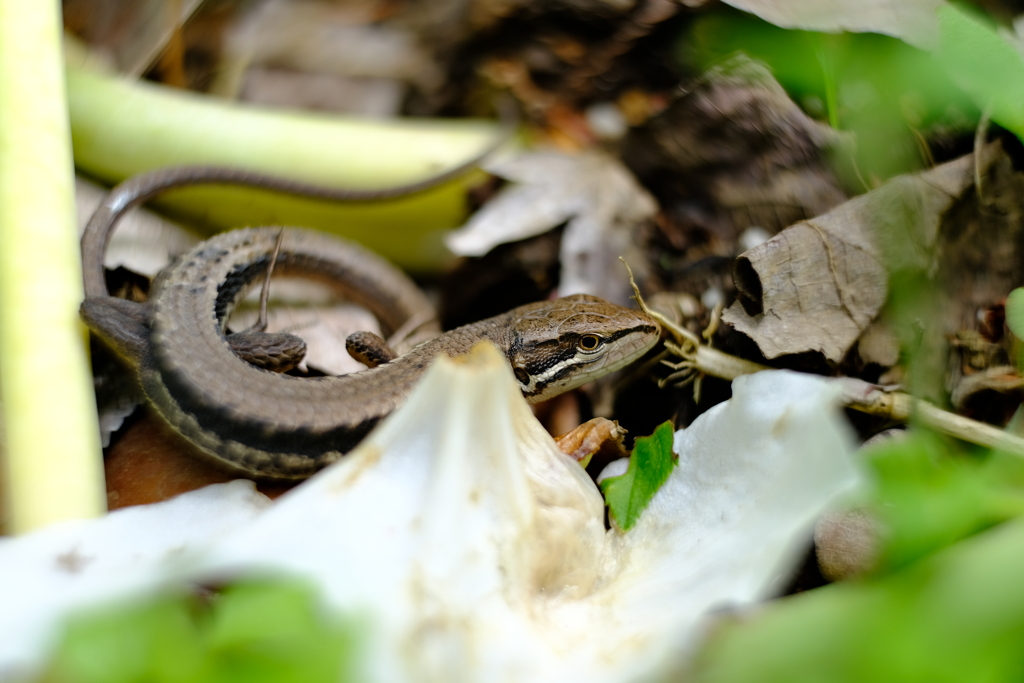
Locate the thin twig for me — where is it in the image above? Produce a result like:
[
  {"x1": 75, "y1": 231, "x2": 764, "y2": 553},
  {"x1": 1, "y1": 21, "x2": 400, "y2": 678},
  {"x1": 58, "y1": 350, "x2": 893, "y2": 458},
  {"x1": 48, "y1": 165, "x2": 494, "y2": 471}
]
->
[
  {"x1": 621, "y1": 258, "x2": 1024, "y2": 459},
  {"x1": 252, "y1": 228, "x2": 285, "y2": 333}
]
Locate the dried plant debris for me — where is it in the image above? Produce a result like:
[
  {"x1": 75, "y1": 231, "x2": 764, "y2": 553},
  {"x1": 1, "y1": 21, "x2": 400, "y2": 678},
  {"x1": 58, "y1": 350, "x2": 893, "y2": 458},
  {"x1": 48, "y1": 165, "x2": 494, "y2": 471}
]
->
[
  {"x1": 63, "y1": 0, "x2": 205, "y2": 76},
  {"x1": 933, "y1": 146, "x2": 1024, "y2": 336},
  {"x1": 950, "y1": 366, "x2": 1024, "y2": 416},
  {"x1": 217, "y1": 0, "x2": 441, "y2": 100},
  {"x1": 440, "y1": 226, "x2": 563, "y2": 328},
  {"x1": 553, "y1": 416, "x2": 628, "y2": 466},
  {"x1": 240, "y1": 67, "x2": 406, "y2": 117},
  {"x1": 625, "y1": 57, "x2": 846, "y2": 248},
  {"x1": 103, "y1": 412, "x2": 294, "y2": 510},
  {"x1": 404, "y1": 0, "x2": 682, "y2": 108},
  {"x1": 446, "y1": 149, "x2": 657, "y2": 305},
  {"x1": 723, "y1": 143, "x2": 1012, "y2": 364}
]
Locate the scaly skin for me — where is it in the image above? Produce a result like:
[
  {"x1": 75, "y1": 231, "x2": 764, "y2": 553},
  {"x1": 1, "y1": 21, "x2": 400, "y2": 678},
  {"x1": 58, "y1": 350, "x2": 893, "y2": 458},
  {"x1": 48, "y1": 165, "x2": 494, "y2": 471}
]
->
[{"x1": 82, "y1": 227, "x2": 660, "y2": 479}]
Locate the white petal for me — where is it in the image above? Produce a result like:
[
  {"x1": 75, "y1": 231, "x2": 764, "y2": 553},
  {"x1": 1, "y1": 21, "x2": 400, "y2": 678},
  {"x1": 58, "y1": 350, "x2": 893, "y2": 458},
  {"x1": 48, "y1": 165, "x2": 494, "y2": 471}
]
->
[
  {"x1": 573, "y1": 370, "x2": 861, "y2": 679},
  {"x1": 200, "y1": 342, "x2": 607, "y2": 682},
  {"x1": 0, "y1": 348, "x2": 862, "y2": 683}
]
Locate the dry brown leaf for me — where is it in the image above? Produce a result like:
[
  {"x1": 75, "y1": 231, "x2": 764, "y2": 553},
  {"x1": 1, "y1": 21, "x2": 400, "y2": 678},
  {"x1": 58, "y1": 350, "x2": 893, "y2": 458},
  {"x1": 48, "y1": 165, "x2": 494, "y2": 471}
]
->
[
  {"x1": 216, "y1": 0, "x2": 440, "y2": 98},
  {"x1": 855, "y1": 319, "x2": 901, "y2": 368},
  {"x1": 105, "y1": 412, "x2": 293, "y2": 510},
  {"x1": 64, "y1": 0, "x2": 204, "y2": 76},
  {"x1": 950, "y1": 366, "x2": 1024, "y2": 413},
  {"x1": 446, "y1": 149, "x2": 657, "y2": 305},
  {"x1": 624, "y1": 56, "x2": 847, "y2": 285},
  {"x1": 723, "y1": 148, "x2": 994, "y2": 363},
  {"x1": 240, "y1": 67, "x2": 405, "y2": 117}
]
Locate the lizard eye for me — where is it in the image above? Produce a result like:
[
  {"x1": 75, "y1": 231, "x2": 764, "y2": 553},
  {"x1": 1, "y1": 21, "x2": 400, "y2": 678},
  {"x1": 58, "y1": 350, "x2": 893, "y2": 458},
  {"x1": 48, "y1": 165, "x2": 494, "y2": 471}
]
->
[{"x1": 578, "y1": 334, "x2": 601, "y2": 352}]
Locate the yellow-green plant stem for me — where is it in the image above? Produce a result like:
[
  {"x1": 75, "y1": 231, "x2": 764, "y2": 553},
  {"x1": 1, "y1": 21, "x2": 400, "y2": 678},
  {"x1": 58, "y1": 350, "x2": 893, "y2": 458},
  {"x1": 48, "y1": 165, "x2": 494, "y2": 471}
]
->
[
  {"x1": 658, "y1": 334, "x2": 1024, "y2": 459},
  {"x1": 621, "y1": 260, "x2": 1024, "y2": 460},
  {"x1": 66, "y1": 63, "x2": 503, "y2": 272},
  {"x1": 0, "y1": 3, "x2": 106, "y2": 532}
]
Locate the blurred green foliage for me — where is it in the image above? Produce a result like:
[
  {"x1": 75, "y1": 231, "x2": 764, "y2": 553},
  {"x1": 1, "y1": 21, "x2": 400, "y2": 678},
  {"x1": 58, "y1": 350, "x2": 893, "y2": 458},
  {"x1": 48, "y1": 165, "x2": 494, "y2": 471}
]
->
[
  {"x1": 936, "y1": 4, "x2": 1024, "y2": 141},
  {"x1": 42, "y1": 580, "x2": 356, "y2": 683},
  {"x1": 681, "y1": 2, "x2": 1024, "y2": 183},
  {"x1": 680, "y1": 6, "x2": 1024, "y2": 679},
  {"x1": 690, "y1": 516, "x2": 1024, "y2": 682},
  {"x1": 1006, "y1": 287, "x2": 1024, "y2": 340},
  {"x1": 679, "y1": 6, "x2": 991, "y2": 186},
  {"x1": 1006, "y1": 287, "x2": 1024, "y2": 372},
  {"x1": 867, "y1": 433, "x2": 1024, "y2": 571},
  {"x1": 882, "y1": 269, "x2": 948, "y2": 406},
  {"x1": 687, "y1": 432, "x2": 1024, "y2": 682}
]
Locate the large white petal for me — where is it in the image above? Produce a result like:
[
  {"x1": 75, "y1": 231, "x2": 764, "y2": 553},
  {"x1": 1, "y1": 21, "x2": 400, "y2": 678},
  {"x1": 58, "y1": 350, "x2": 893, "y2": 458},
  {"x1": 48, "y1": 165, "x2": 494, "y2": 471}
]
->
[{"x1": 0, "y1": 345, "x2": 861, "y2": 683}]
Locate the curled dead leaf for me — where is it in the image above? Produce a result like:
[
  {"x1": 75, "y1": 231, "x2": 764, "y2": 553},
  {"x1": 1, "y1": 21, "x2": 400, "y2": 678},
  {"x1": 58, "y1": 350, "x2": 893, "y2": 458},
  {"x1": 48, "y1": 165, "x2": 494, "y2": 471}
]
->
[
  {"x1": 950, "y1": 365, "x2": 1024, "y2": 413},
  {"x1": 553, "y1": 417, "x2": 628, "y2": 467},
  {"x1": 445, "y1": 149, "x2": 657, "y2": 305},
  {"x1": 723, "y1": 146, "x2": 1000, "y2": 363},
  {"x1": 625, "y1": 57, "x2": 845, "y2": 241}
]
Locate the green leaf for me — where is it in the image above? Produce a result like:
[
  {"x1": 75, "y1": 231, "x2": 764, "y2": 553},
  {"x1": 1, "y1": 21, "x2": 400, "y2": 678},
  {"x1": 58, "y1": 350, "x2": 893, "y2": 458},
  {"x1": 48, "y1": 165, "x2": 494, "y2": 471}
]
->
[
  {"x1": 865, "y1": 432, "x2": 1024, "y2": 572},
  {"x1": 43, "y1": 579, "x2": 356, "y2": 683},
  {"x1": 687, "y1": 431, "x2": 1024, "y2": 681},
  {"x1": 679, "y1": 8, "x2": 976, "y2": 184},
  {"x1": 935, "y1": 3, "x2": 1024, "y2": 141},
  {"x1": 600, "y1": 421, "x2": 676, "y2": 530},
  {"x1": 45, "y1": 594, "x2": 205, "y2": 683},
  {"x1": 1006, "y1": 287, "x2": 1024, "y2": 340},
  {"x1": 689, "y1": 513, "x2": 1024, "y2": 683}
]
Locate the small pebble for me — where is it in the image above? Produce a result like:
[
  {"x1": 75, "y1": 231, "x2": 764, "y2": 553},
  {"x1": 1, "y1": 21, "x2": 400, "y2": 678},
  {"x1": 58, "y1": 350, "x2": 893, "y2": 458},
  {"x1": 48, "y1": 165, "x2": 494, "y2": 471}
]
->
[
  {"x1": 739, "y1": 226, "x2": 771, "y2": 252},
  {"x1": 701, "y1": 286, "x2": 725, "y2": 311},
  {"x1": 585, "y1": 102, "x2": 628, "y2": 141}
]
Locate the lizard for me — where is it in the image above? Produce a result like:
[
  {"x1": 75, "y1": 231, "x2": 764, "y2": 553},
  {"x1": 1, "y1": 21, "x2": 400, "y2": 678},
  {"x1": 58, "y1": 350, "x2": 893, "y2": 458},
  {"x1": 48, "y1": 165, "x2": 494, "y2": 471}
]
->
[{"x1": 79, "y1": 144, "x2": 659, "y2": 479}]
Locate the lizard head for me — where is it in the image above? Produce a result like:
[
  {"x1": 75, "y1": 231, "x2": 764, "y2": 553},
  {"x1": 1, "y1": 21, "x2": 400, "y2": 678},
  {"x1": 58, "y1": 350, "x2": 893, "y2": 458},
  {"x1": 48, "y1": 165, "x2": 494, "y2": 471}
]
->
[{"x1": 505, "y1": 294, "x2": 661, "y2": 403}]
